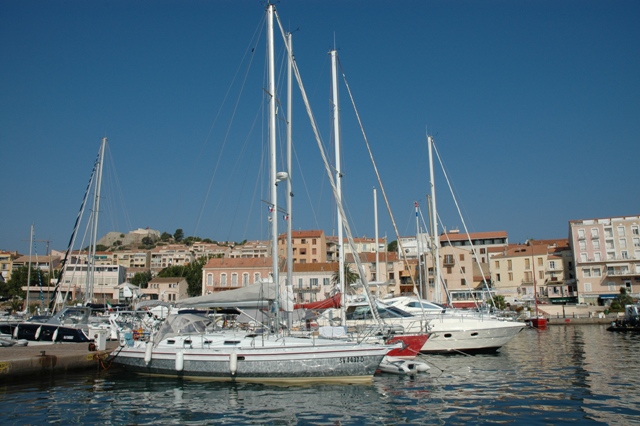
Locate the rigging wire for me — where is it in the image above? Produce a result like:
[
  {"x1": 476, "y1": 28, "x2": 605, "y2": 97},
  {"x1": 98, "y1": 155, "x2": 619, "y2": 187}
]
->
[
  {"x1": 192, "y1": 15, "x2": 266, "y2": 238},
  {"x1": 432, "y1": 141, "x2": 495, "y2": 306}
]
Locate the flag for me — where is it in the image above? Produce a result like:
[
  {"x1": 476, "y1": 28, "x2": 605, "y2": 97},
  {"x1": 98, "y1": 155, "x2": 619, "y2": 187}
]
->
[{"x1": 106, "y1": 300, "x2": 113, "y2": 312}]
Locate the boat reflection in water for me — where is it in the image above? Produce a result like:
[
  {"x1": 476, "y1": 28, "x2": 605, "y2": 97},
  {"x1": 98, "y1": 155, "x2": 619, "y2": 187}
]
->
[{"x1": 3, "y1": 325, "x2": 640, "y2": 424}]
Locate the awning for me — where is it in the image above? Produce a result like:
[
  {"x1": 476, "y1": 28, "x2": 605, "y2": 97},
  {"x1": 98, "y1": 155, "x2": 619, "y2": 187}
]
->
[
  {"x1": 598, "y1": 294, "x2": 618, "y2": 299},
  {"x1": 549, "y1": 297, "x2": 578, "y2": 304}
]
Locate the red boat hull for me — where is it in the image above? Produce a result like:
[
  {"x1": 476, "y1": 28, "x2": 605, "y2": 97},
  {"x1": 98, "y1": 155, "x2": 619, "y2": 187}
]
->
[
  {"x1": 386, "y1": 334, "x2": 430, "y2": 359},
  {"x1": 529, "y1": 317, "x2": 548, "y2": 329}
]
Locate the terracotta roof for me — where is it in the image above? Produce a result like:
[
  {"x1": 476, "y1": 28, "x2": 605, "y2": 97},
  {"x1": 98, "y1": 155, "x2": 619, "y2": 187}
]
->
[
  {"x1": 290, "y1": 230, "x2": 324, "y2": 238},
  {"x1": 204, "y1": 257, "x2": 272, "y2": 268},
  {"x1": 440, "y1": 231, "x2": 508, "y2": 242},
  {"x1": 149, "y1": 277, "x2": 187, "y2": 284},
  {"x1": 530, "y1": 238, "x2": 570, "y2": 250},
  {"x1": 293, "y1": 262, "x2": 338, "y2": 273},
  {"x1": 493, "y1": 244, "x2": 548, "y2": 258}
]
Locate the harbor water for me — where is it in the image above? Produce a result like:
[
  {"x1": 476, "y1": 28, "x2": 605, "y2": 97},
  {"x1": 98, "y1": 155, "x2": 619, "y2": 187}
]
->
[{"x1": 1, "y1": 324, "x2": 639, "y2": 425}]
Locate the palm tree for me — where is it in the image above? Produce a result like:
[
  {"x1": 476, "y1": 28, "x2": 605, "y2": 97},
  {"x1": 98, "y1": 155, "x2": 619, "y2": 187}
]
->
[{"x1": 331, "y1": 263, "x2": 360, "y2": 295}]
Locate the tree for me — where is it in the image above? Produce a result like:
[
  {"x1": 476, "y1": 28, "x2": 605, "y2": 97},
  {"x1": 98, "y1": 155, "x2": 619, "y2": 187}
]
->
[
  {"x1": 486, "y1": 295, "x2": 507, "y2": 310},
  {"x1": 141, "y1": 236, "x2": 154, "y2": 246},
  {"x1": 3, "y1": 265, "x2": 44, "y2": 298},
  {"x1": 158, "y1": 256, "x2": 206, "y2": 297},
  {"x1": 387, "y1": 240, "x2": 398, "y2": 253},
  {"x1": 173, "y1": 229, "x2": 184, "y2": 242},
  {"x1": 609, "y1": 287, "x2": 634, "y2": 312},
  {"x1": 161, "y1": 232, "x2": 172, "y2": 242},
  {"x1": 331, "y1": 263, "x2": 360, "y2": 295},
  {"x1": 131, "y1": 270, "x2": 153, "y2": 289},
  {"x1": 183, "y1": 236, "x2": 202, "y2": 246}
]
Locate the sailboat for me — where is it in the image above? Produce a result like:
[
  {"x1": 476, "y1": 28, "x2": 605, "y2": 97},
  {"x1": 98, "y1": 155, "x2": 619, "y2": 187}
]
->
[
  {"x1": 110, "y1": 4, "x2": 392, "y2": 383},
  {"x1": 0, "y1": 138, "x2": 113, "y2": 345},
  {"x1": 392, "y1": 135, "x2": 526, "y2": 353}
]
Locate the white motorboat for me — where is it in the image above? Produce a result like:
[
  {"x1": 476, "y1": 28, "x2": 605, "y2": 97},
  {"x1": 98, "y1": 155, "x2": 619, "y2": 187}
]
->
[{"x1": 384, "y1": 296, "x2": 526, "y2": 354}]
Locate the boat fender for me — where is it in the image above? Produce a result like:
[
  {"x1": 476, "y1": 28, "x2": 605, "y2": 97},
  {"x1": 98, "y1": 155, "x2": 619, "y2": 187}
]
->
[
  {"x1": 13, "y1": 325, "x2": 19, "y2": 339},
  {"x1": 230, "y1": 351, "x2": 238, "y2": 376},
  {"x1": 35, "y1": 326, "x2": 42, "y2": 340},
  {"x1": 144, "y1": 341, "x2": 153, "y2": 365},
  {"x1": 415, "y1": 362, "x2": 430, "y2": 372},
  {"x1": 52, "y1": 327, "x2": 59, "y2": 343},
  {"x1": 175, "y1": 351, "x2": 184, "y2": 372},
  {"x1": 400, "y1": 362, "x2": 415, "y2": 375}
]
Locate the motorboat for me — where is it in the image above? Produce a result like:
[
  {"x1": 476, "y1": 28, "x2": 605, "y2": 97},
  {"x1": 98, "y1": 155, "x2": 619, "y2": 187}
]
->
[
  {"x1": 0, "y1": 306, "x2": 92, "y2": 343},
  {"x1": 383, "y1": 296, "x2": 526, "y2": 354},
  {"x1": 607, "y1": 304, "x2": 640, "y2": 332}
]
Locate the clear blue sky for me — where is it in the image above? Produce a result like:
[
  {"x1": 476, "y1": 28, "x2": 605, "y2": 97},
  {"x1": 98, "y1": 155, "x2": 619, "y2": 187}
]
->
[{"x1": 2, "y1": 0, "x2": 639, "y2": 256}]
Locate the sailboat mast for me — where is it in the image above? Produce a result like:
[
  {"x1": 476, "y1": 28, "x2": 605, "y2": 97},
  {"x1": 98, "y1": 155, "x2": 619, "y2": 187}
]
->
[
  {"x1": 428, "y1": 135, "x2": 441, "y2": 304},
  {"x1": 267, "y1": 4, "x2": 280, "y2": 325},
  {"x1": 86, "y1": 137, "x2": 106, "y2": 304},
  {"x1": 330, "y1": 49, "x2": 345, "y2": 323},
  {"x1": 374, "y1": 188, "x2": 380, "y2": 285},
  {"x1": 415, "y1": 201, "x2": 424, "y2": 298},
  {"x1": 285, "y1": 31, "x2": 294, "y2": 323},
  {"x1": 26, "y1": 224, "x2": 34, "y2": 313}
]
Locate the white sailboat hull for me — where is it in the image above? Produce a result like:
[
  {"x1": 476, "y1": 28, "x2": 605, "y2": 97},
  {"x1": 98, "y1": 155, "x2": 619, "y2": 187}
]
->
[{"x1": 112, "y1": 331, "x2": 390, "y2": 383}]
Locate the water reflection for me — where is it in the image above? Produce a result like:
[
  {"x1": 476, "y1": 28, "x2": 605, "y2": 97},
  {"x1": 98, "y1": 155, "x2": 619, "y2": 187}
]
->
[{"x1": 1, "y1": 325, "x2": 639, "y2": 424}]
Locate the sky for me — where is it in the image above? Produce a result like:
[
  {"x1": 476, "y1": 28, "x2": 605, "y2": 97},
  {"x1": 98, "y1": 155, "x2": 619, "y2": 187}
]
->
[{"x1": 2, "y1": 0, "x2": 639, "y2": 256}]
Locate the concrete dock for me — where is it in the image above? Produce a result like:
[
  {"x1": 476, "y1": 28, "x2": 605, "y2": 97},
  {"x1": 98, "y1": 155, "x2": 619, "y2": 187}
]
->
[{"x1": 0, "y1": 341, "x2": 119, "y2": 380}]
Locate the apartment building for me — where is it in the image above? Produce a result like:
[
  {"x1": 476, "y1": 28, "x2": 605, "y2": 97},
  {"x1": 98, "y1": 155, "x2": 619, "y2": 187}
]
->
[
  {"x1": 191, "y1": 241, "x2": 228, "y2": 259},
  {"x1": 0, "y1": 250, "x2": 19, "y2": 281},
  {"x1": 49, "y1": 263, "x2": 128, "y2": 303},
  {"x1": 112, "y1": 249, "x2": 150, "y2": 269},
  {"x1": 277, "y1": 230, "x2": 326, "y2": 264},
  {"x1": 150, "y1": 244, "x2": 195, "y2": 274},
  {"x1": 327, "y1": 236, "x2": 387, "y2": 259},
  {"x1": 201, "y1": 257, "x2": 273, "y2": 295},
  {"x1": 12, "y1": 254, "x2": 61, "y2": 275},
  {"x1": 291, "y1": 262, "x2": 337, "y2": 304},
  {"x1": 227, "y1": 240, "x2": 269, "y2": 259},
  {"x1": 145, "y1": 277, "x2": 189, "y2": 302},
  {"x1": 569, "y1": 215, "x2": 640, "y2": 304},
  {"x1": 491, "y1": 240, "x2": 576, "y2": 304},
  {"x1": 440, "y1": 230, "x2": 508, "y2": 263},
  {"x1": 430, "y1": 245, "x2": 478, "y2": 307},
  {"x1": 395, "y1": 234, "x2": 432, "y2": 259},
  {"x1": 344, "y1": 251, "x2": 398, "y2": 297}
]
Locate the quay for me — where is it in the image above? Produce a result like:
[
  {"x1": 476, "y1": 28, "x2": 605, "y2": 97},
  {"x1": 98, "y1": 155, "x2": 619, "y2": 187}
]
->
[
  {"x1": 533, "y1": 304, "x2": 618, "y2": 326},
  {"x1": 0, "y1": 341, "x2": 119, "y2": 380}
]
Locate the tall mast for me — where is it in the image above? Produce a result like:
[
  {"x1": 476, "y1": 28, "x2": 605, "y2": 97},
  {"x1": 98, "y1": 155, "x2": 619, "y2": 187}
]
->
[
  {"x1": 26, "y1": 224, "x2": 34, "y2": 313},
  {"x1": 330, "y1": 49, "x2": 345, "y2": 324},
  {"x1": 428, "y1": 135, "x2": 441, "y2": 303},
  {"x1": 86, "y1": 137, "x2": 106, "y2": 304},
  {"x1": 285, "y1": 30, "x2": 294, "y2": 320},
  {"x1": 267, "y1": 4, "x2": 280, "y2": 326},
  {"x1": 415, "y1": 201, "x2": 423, "y2": 298},
  {"x1": 374, "y1": 188, "x2": 380, "y2": 285}
]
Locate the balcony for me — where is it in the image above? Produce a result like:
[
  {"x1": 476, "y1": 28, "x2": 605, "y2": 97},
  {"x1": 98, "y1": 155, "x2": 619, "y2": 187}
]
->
[
  {"x1": 294, "y1": 286, "x2": 321, "y2": 294},
  {"x1": 605, "y1": 269, "x2": 637, "y2": 277}
]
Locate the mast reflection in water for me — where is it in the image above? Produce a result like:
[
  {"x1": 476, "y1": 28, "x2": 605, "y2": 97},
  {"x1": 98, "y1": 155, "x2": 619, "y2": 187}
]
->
[{"x1": 1, "y1": 325, "x2": 638, "y2": 425}]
